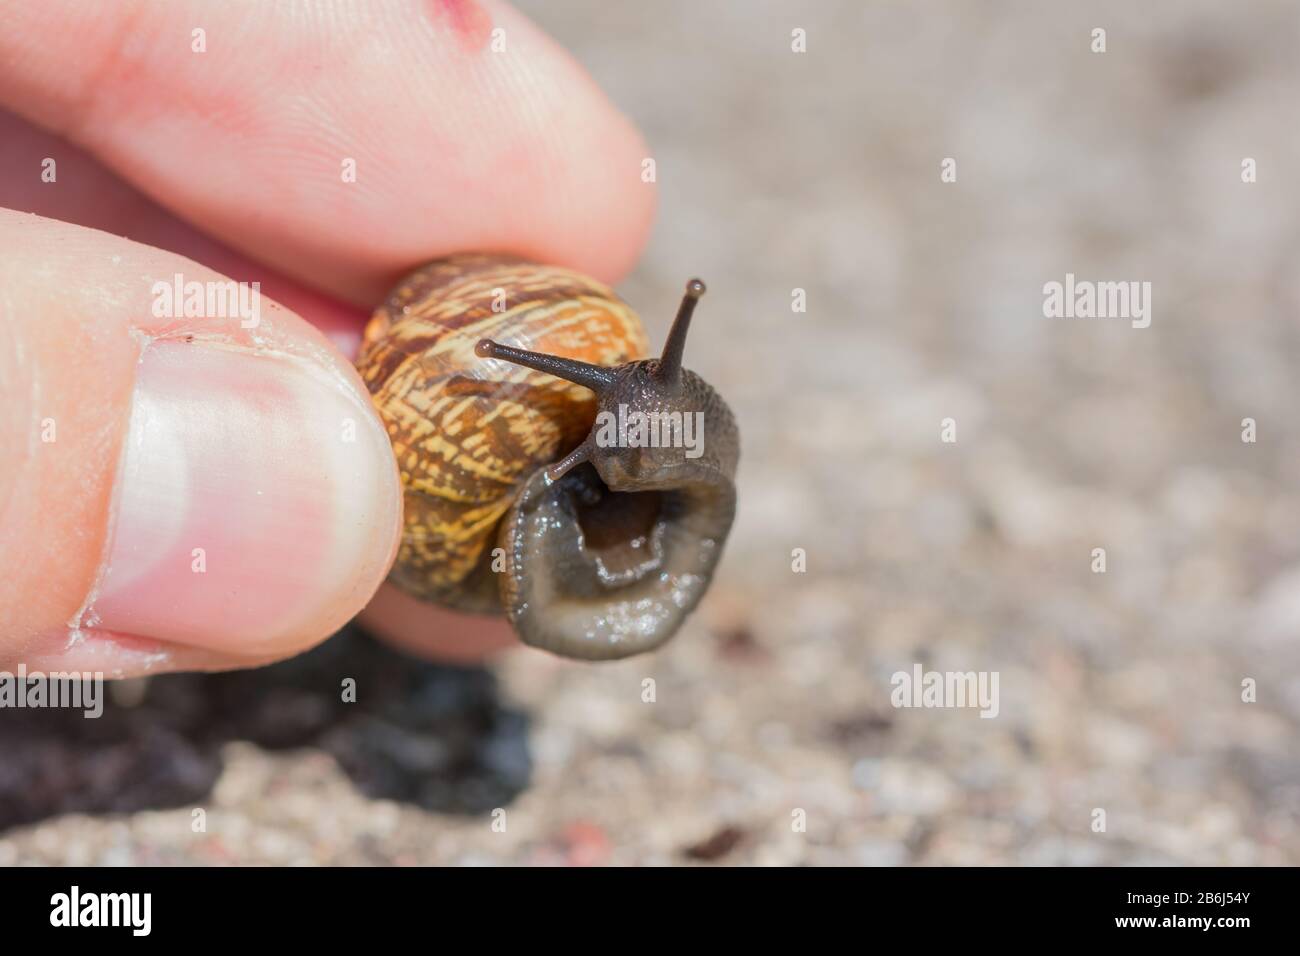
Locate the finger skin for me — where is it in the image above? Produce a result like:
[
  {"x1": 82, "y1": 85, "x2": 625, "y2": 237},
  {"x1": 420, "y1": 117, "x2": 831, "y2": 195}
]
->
[
  {"x1": 0, "y1": 116, "x2": 547, "y2": 665},
  {"x1": 0, "y1": 112, "x2": 552, "y2": 663},
  {"x1": 0, "y1": 109, "x2": 372, "y2": 357},
  {"x1": 0, "y1": 0, "x2": 657, "y2": 306},
  {"x1": 0, "y1": 210, "x2": 403, "y2": 676},
  {"x1": 359, "y1": 584, "x2": 516, "y2": 663}
]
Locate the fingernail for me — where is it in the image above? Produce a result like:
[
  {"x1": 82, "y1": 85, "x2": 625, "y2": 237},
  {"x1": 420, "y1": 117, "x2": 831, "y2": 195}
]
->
[{"x1": 76, "y1": 338, "x2": 399, "y2": 653}]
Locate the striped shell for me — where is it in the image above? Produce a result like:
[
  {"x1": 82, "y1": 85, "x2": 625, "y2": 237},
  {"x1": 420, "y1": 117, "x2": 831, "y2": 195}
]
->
[{"x1": 356, "y1": 255, "x2": 650, "y2": 612}]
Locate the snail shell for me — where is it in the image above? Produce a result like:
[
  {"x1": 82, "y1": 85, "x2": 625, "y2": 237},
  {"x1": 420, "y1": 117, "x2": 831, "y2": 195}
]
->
[{"x1": 357, "y1": 254, "x2": 738, "y2": 660}]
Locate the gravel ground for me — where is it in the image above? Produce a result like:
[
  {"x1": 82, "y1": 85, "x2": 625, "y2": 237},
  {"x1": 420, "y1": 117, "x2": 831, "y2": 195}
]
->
[{"x1": 4, "y1": 0, "x2": 1300, "y2": 865}]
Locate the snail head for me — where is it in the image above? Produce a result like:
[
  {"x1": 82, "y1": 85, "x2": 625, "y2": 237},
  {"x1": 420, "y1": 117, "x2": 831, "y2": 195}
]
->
[{"x1": 474, "y1": 278, "x2": 737, "y2": 660}]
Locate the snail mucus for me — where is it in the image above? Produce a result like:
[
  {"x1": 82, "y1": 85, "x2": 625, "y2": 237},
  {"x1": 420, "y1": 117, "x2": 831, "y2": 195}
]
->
[{"x1": 356, "y1": 255, "x2": 739, "y2": 660}]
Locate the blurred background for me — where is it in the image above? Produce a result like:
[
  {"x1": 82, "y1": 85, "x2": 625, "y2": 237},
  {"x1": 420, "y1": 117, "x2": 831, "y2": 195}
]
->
[{"x1": 4, "y1": 0, "x2": 1300, "y2": 864}]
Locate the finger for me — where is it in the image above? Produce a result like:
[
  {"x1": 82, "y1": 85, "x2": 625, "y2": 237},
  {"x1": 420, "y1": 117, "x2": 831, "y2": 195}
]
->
[
  {"x1": 0, "y1": 113, "x2": 524, "y2": 664},
  {"x1": 0, "y1": 108, "x2": 372, "y2": 357},
  {"x1": 0, "y1": 0, "x2": 657, "y2": 306},
  {"x1": 0, "y1": 210, "x2": 404, "y2": 676},
  {"x1": 358, "y1": 585, "x2": 517, "y2": 664}
]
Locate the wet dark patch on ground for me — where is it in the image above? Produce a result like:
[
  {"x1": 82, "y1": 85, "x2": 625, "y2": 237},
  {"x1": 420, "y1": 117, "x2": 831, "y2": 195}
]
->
[{"x1": 0, "y1": 627, "x2": 530, "y2": 832}]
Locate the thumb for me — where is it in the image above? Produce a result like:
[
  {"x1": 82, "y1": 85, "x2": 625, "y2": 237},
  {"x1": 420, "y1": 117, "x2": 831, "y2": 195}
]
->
[{"x1": 0, "y1": 210, "x2": 401, "y2": 676}]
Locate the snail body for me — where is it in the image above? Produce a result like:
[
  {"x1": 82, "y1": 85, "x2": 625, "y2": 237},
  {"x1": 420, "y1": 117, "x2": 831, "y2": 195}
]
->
[{"x1": 356, "y1": 254, "x2": 738, "y2": 660}]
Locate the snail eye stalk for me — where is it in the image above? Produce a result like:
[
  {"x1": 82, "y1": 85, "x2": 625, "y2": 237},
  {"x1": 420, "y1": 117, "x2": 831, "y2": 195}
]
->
[
  {"x1": 655, "y1": 278, "x2": 705, "y2": 386},
  {"x1": 475, "y1": 339, "x2": 617, "y2": 393}
]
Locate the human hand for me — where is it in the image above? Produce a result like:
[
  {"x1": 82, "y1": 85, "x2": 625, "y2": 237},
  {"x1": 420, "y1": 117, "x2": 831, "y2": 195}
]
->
[{"x1": 0, "y1": 0, "x2": 655, "y2": 677}]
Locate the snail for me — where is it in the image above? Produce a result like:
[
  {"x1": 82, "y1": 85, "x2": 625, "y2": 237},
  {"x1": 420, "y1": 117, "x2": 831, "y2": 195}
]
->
[{"x1": 355, "y1": 255, "x2": 739, "y2": 660}]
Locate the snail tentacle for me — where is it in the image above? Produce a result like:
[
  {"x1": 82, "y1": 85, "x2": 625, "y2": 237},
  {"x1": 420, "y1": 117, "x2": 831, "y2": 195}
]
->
[
  {"x1": 475, "y1": 339, "x2": 616, "y2": 393},
  {"x1": 544, "y1": 440, "x2": 592, "y2": 484},
  {"x1": 655, "y1": 277, "x2": 706, "y2": 385}
]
